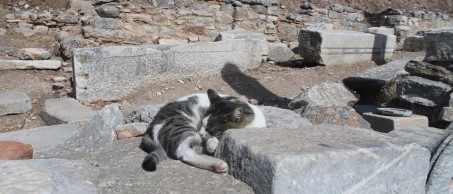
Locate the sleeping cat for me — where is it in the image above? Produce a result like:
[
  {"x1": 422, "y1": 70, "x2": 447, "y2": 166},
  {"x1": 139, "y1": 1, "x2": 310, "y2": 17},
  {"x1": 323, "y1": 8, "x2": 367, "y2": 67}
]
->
[{"x1": 141, "y1": 89, "x2": 266, "y2": 173}]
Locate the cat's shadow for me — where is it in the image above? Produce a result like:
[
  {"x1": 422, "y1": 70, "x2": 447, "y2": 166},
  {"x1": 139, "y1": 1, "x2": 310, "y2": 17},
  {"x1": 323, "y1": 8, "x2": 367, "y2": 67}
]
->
[{"x1": 221, "y1": 63, "x2": 291, "y2": 109}]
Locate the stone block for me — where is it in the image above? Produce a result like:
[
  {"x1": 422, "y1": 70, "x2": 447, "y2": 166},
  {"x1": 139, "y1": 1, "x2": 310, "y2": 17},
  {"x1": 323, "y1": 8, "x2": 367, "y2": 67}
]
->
[
  {"x1": 92, "y1": 17, "x2": 122, "y2": 29},
  {"x1": 74, "y1": 30, "x2": 267, "y2": 102},
  {"x1": 343, "y1": 56, "x2": 424, "y2": 100},
  {"x1": 0, "y1": 159, "x2": 98, "y2": 193},
  {"x1": 439, "y1": 106, "x2": 453, "y2": 122},
  {"x1": 0, "y1": 91, "x2": 32, "y2": 116},
  {"x1": 299, "y1": 29, "x2": 396, "y2": 66},
  {"x1": 365, "y1": 27, "x2": 395, "y2": 35},
  {"x1": 300, "y1": 105, "x2": 371, "y2": 129},
  {"x1": 0, "y1": 60, "x2": 61, "y2": 70},
  {"x1": 388, "y1": 127, "x2": 451, "y2": 156},
  {"x1": 362, "y1": 112, "x2": 429, "y2": 132},
  {"x1": 405, "y1": 60, "x2": 453, "y2": 85},
  {"x1": 267, "y1": 43, "x2": 293, "y2": 62},
  {"x1": 0, "y1": 46, "x2": 14, "y2": 56},
  {"x1": 0, "y1": 141, "x2": 33, "y2": 160},
  {"x1": 424, "y1": 28, "x2": 453, "y2": 66},
  {"x1": 402, "y1": 35, "x2": 426, "y2": 51},
  {"x1": 396, "y1": 76, "x2": 451, "y2": 107},
  {"x1": 43, "y1": 105, "x2": 125, "y2": 157},
  {"x1": 289, "y1": 82, "x2": 358, "y2": 109},
  {"x1": 92, "y1": 0, "x2": 119, "y2": 5},
  {"x1": 0, "y1": 124, "x2": 77, "y2": 153},
  {"x1": 95, "y1": 6, "x2": 119, "y2": 18},
  {"x1": 425, "y1": 132, "x2": 453, "y2": 194},
  {"x1": 215, "y1": 125, "x2": 430, "y2": 194},
  {"x1": 18, "y1": 48, "x2": 51, "y2": 60},
  {"x1": 39, "y1": 98, "x2": 97, "y2": 125}
]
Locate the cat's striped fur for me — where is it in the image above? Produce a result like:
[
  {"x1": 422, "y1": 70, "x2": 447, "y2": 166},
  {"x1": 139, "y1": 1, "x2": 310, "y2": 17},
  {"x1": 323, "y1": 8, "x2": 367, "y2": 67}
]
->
[{"x1": 141, "y1": 89, "x2": 266, "y2": 173}]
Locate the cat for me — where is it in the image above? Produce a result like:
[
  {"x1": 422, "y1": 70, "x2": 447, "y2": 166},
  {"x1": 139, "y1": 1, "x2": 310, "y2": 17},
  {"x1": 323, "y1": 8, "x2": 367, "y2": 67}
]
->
[{"x1": 141, "y1": 89, "x2": 266, "y2": 173}]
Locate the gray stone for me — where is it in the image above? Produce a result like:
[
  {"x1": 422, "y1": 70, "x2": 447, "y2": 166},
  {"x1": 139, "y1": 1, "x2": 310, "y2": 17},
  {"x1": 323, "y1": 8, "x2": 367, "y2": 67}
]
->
[
  {"x1": 81, "y1": 137, "x2": 254, "y2": 193},
  {"x1": 56, "y1": 14, "x2": 79, "y2": 24},
  {"x1": 215, "y1": 124, "x2": 430, "y2": 194},
  {"x1": 59, "y1": 36, "x2": 96, "y2": 60},
  {"x1": 365, "y1": 27, "x2": 395, "y2": 35},
  {"x1": 354, "y1": 104, "x2": 379, "y2": 114},
  {"x1": 39, "y1": 98, "x2": 97, "y2": 125},
  {"x1": 388, "y1": 127, "x2": 451, "y2": 155},
  {"x1": 69, "y1": 0, "x2": 94, "y2": 11},
  {"x1": 220, "y1": 3, "x2": 234, "y2": 15},
  {"x1": 327, "y1": 10, "x2": 340, "y2": 19},
  {"x1": 300, "y1": 2, "x2": 316, "y2": 10},
  {"x1": 381, "y1": 15, "x2": 408, "y2": 26},
  {"x1": 267, "y1": 43, "x2": 293, "y2": 62},
  {"x1": 0, "y1": 91, "x2": 32, "y2": 116},
  {"x1": 377, "y1": 107, "x2": 412, "y2": 117},
  {"x1": 0, "y1": 60, "x2": 61, "y2": 70},
  {"x1": 278, "y1": 23, "x2": 298, "y2": 42},
  {"x1": 91, "y1": 0, "x2": 118, "y2": 5},
  {"x1": 347, "y1": 13, "x2": 364, "y2": 22},
  {"x1": 0, "y1": 28, "x2": 5, "y2": 36},
  {"x1": 174, "y1": 0, "x2": 193, "y2": 7},
  {"x1": 405, "y1": 60, "x2": 453, "y2": 85},
  {"x1": 402, "y1": 35, "x2": 426, "y2": 51},
  {"x1": 343, "y1": 56, "x2": 424, "y2": 99},
  {"x1": 33, "y1": 25, "x2": 49, "y2": 35},
  {"x1": 0, "y1": 46, "x2": 13, "y2": 56},
  {"x1": 154, "y1": 0, "x2": 175, "y2": 8},
  {"x1": 396, "y1": 76, "x2": 452, "y2": 107},
  {"x1": 260, "y1": 106, "x2": 312, "y2": 128},
  {"x1": 299, "y1": 29, "x2": 396, "y2": 66},
  {"x1": 74, "y1": 30, "x2": 267, "y2": 102},
  {"x1": 95, "y1": 6, "x2": 119, "y2": 18},
  {"x1": 289, "y1": 82, "x2": 359, "y2": 109},
  {"x1": 125, "y1": 104, "x2": 164, "y2": 123},
  {"x1": 0, "y1": 124, "x2": 77, "y2": 153},
  {"x1": 0, "y1": 159, "x2": 98, "y2": 194},
  {"x1": 424, "y1": 29, "x2": 453, "y2": 66},
  {"x1": 44, "y1": 104, "x2": 125, "y2": 158},
  {"x1": 439, "y1": 107, "x2": 453, "y2": 122},
  {"x1": 18, "y1": 48, "x2": 51, "y2": 60},
  {"x1": 329, "y1": 4, "x2": 343, "y2": 13},
  {"x1": 426, "y1": 133, "x2": 453, "y2": 194},
  {"x1": 92, "y1": 17, "x2": 122, "y2": 29},
  {"x1": 14, "y1": 27, "x2": 35, "y2": 37},
  {"x1": 252, "y1": 5, "x2": 267, "y2": 14},
  {"x1": 300, "y1": 105, "x2": 371, "y2": 129}
]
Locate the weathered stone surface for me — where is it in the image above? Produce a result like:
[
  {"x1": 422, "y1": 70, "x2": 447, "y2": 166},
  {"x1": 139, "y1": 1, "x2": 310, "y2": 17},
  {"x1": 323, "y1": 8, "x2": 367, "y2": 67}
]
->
[
  {"x1": 18, "y1": 48, "x2": 51, "y2": 60},
  {"x1": 125, "y1": 104, "x2": 164, "y2": 123},
  {"x1": 365, "y1": 27, "x2": 395, "y2": 35},
  {"x1": 424, "y1": 29, "x2": 453, "y2": 66},
  {"x1": 43, "y1": 105, "x2": 125, "y2": 157},
  {"x1": 92, "y1": 17, "x2": 122, "y2": 29},
  {"x1": 260, "y1": 106, "x2": 312, "y2": 128},
  {"x1": 215, "y1": 125, "x2": 430, "y2": 194},
  {"x1": 396, "y1": 76, "x2": 451, "y2": 107},
  {"x1": 343, "y1": 56, "x2": 424, "y2": 99},
  {"x1": 439, "y1": 106, "x2": 453, "y2": 122},
  {"x1": 74, "y1": 30, "x2": 267, "y2": 101},
  {"x1": 56, "y1": 14, "x2": 79, "y2": 24},
  {"x1": 115, "y1": 122, "x2": 148, "y2": 139},
  {"x1": 69, "y1": 0, "x2": 94, "y2": 11},
  {"x1": 0, "y1": 159, "x2": 98, "y2": 193},
  {"x1": 299, "y1": 29, "x2": 396, "y2": 66},
  {"x1": 402, "y1": 35, "x2": 426, "y2": 51},
  {"x1": 289, "y1": 82, "x2": 359, "y2": 109},
  {"x1": 33, "y1": 26, "x2": 49, "y2": 35},
  {"x1": 0, "y1": 60, "x2": 61, "y2": 70},
  {"x1": 377, "y1": 107, "x2": 412, "y2": 117},
  {"x1": 0, "y1": 46, "x2": 14, "y2": 56},
  {"x1": 267, "y1": 43, "x2": 293, "y2": 62},
  {"x1": 0, "y1": 28, "x2": 5, "y2": 36},
  {"x1": 300, "y1": 105, "x2": 371, "y2": 129},
  {"x1": 92, "y1": 0, "x2": 119, "y2": 5},
  {"x1": 39, "y1": 98, "x2": 97, "y2": 125},
  {"x1": 59, "y1": 36, "x2": 97, "y2": 60},
  {"x1": 389, "y1": 127, "x2": 451, "y2": 155},
  {"x1": 82, "y1": 138, "x2": 254, "y2": 193},
  {"x1": 426, "y1": 132, "x2": 453, "y2": 194},
  {"x1": 0, "y1": 124, "x2": 77, "y2": 153},
  {"x1": 0, "y1": 91, "x2": 32, "y2": 116},
  {"x1": 363, "y1": 113, "x2": 429, "y2": 132},
  {"x1": 405, "y1": 60, "x2": 453, "y2": 85},
  {"x1": 95, "y1": 6, "x2": 119, "y2": 18},
  {"x1": 0, "y1": 141, "x2": 33, "y2": 160}
]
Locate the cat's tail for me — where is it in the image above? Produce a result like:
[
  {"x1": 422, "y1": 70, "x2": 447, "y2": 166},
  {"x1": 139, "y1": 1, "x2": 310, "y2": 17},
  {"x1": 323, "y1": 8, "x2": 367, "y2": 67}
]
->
[{"x1": 141, "y1": 133, "x2": 167, "y2": 171}]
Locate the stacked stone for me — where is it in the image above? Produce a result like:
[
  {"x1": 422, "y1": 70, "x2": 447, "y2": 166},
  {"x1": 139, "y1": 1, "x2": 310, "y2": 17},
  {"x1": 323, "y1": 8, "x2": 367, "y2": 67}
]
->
[
  {"x1": 396, "y1": 29, "x2": 453, "y2": 127},
  {"x1": 379, "y1": 8, "x2": 452, "y2": 50}
]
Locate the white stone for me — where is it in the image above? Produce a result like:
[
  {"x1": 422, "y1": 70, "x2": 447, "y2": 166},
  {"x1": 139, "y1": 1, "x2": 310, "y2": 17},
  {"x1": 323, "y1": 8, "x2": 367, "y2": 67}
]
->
[
  {"x1": 39, "y1": 98, "x2": 97, "y2": 125},
  {"x1": 0, "y1": 60, "x2": 61, "y2": 70},
  {"x1": 0, "y1": 91, "x2": 32, "y2": 116}
]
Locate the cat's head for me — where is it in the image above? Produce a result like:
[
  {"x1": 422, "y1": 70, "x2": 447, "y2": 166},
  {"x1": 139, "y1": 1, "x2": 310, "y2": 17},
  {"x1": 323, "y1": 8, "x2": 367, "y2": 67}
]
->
[{"x1": 204, "y1": 89, "x2": 255, "y2": 137}]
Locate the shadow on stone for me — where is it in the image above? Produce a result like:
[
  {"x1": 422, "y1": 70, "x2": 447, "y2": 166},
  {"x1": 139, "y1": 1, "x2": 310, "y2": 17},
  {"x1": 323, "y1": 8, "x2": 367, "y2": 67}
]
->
[
  {"x1": 221, "y1": 63, "x2": 291, "y2": 108},
  {"x1": 372, "y1": 33, "x2": 388, "y2": 65},
  {"x1": 275, "y1": 59, "x2": 320, "y2": 68}
]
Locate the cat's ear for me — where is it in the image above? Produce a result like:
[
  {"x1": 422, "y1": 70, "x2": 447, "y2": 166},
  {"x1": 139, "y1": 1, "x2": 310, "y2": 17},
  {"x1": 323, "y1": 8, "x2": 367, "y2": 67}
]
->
[
  {"x1": 229, "y1": 107, "x2": 244, "y2": 123},
  {"x1": 207, "y1": 89, "x2": 221, "y2": 103}
]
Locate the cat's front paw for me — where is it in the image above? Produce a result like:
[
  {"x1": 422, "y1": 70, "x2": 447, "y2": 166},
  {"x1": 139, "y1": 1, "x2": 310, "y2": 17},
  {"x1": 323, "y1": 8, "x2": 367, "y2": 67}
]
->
[
  {"x1": 212, "y1": 161, "x2": 228, "y2": 173},
  {"x1": 206, "y1": 137, "x2": 219, "y2": 154}
]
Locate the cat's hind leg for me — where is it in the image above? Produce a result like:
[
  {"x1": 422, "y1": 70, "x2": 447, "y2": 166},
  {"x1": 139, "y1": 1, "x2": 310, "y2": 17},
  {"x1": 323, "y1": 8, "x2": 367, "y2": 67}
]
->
[
  {"x1": 142, "y1": 134, "x2": 167, "y2": 171},
  {"x1": 176, "y1": 135, "x2": 228, "y2": 173}
]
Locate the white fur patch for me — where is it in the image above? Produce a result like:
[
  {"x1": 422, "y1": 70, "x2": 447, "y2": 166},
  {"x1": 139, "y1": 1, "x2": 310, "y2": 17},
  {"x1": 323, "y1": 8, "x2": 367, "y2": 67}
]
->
[
  {"x1": 247, "y1": 104, "x2": 267, "y2": 128},
  {"x1": 198, "y1": 115, "x2": 210, "y2": 138},
  {"x1": 152, "y1": 123, "x2": 165, "y2": 145},
  {"x1": 175, "y1": 134, "x2": 201, "y2": 159}
]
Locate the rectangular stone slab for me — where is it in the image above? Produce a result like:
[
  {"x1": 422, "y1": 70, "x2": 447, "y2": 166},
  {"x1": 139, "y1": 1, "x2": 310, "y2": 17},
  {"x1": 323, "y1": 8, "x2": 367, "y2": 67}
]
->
[
  {"x1": 0, "y1": 60, "x2": 61, "y2": 70},
  {"x1": 73, "y1": 30, "x2": 267, "y2": 102},
  {"x1": 362, "y1": 113, "x2": 429, "y2": 133},
  {"x1": 215, "y1": 124, "x2": 430, "y2": 194},
  {"x1": 299, "y1": 29, "x2": 396, "y2": 66}
]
